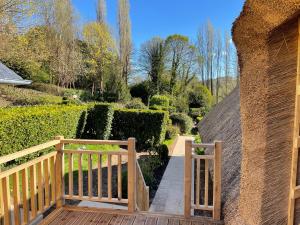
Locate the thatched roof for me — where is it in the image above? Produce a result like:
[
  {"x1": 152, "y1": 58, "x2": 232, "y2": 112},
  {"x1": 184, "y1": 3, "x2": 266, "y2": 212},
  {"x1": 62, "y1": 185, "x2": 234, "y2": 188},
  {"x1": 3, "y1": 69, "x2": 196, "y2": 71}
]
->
[
  {"x1": 198, "y1": 87, "x2": 243, "y2": 224},
  {"x1": 0, "y1": 62, "x2": 32, "y2": 85},
  {"x1": 233, "y1": 1, "x2": 300, "y2": 68}
]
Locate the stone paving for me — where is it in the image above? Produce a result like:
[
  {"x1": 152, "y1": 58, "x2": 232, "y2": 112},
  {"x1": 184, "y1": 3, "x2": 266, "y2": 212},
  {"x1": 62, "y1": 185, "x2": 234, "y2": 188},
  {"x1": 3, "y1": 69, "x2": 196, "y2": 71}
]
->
[{"x1": 149, "y1": 136, "x2": 193, "y2": 215}]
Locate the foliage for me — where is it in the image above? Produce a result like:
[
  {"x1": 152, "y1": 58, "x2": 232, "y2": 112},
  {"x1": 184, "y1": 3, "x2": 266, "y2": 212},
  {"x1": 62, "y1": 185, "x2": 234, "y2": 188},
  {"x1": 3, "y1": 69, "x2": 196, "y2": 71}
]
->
[
  {"x1": 0, "y1": 105, "x2": 87, "y2": 163},
  {"x1": 156, "y1": 144, "x2": 169, "y2": 164},
  {"x1": 194, "y1": 135, "x2": 205, "y2": 155},
  {"x1": 0, "y1": 85, "x2": 62, "y2": 106},
  {"x1": 130, "y1": 81, "x2": 150, "y2": 104},
  {"x1": 125, "y1": 98, "x2": 147, "y2": 109},
  {"x1": 82, "y1": 103, "x2": 114, "y2": 140},
  {"x1": 111, "y1": 109, "x2": 169, "y2": 151},
  {"x1": 172, "y1": 94, "x2": 189, "y2": 113},
  {"x1": 139, "y1": 37, "x2": 165, "y2": 94},
  {"x1": 170, "y1": 113, "x2": 193, "y2": 134},
  {"x1": 165, "y1": 125, "x2": 180, "y2": 140},
  {"x1": 188, "y1": 83, "x2": 212, "y2": 109},
  {"x1": 149, "y1": 95, "x2": 170, "y2": 108}
]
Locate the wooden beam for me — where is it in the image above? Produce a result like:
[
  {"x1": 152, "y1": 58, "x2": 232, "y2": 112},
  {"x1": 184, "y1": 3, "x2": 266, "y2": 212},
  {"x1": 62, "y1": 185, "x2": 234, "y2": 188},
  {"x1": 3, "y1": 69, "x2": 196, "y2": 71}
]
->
[
  {"x1": 288, "y1": 17, "x2": 300, "y2": 225},
  {"x1": 213, "y1": 141, "x2": 222, "y2": 220},
  {"x1": 127, "y1": 138, "x2": 137, "y2": 213},
  {"x1": 184, "y1": 140, "x2": 192, "y2": 218}
]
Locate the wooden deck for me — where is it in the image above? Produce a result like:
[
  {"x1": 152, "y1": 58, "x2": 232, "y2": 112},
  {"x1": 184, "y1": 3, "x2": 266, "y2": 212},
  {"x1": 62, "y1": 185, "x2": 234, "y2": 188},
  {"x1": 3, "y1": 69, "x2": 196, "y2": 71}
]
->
[{"x1": 41, "y1": 207, "x2": 224, "y2": 225}]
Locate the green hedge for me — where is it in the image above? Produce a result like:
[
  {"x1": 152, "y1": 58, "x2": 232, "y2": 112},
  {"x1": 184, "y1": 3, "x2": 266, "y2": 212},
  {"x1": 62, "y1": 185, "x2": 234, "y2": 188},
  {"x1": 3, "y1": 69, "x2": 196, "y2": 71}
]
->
[
  {"x1": 0, "y1": 105, "x2": 87, "y2": 162},
  {"x1": 111, "y1": 109, "x2": 169, "y2": 151},
  {"x1": 82, "y1": 103, "x2": 114, "y2": 140}
]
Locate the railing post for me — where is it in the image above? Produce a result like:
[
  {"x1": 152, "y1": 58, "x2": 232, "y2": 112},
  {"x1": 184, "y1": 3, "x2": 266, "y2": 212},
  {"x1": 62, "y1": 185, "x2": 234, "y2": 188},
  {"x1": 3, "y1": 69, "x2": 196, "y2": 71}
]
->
[
  {"x1": 55, "y1": 136, "x2": 64, "y2": 208},
  {"x1": 127, "y1": 138, "x2": 136, "y2": 213},
  {"x1": 184, "y1": 140, "x2": 192, "y2": 218},
  {"x1": 213, "y1": 141, "x2": 222, "y2": 220}
]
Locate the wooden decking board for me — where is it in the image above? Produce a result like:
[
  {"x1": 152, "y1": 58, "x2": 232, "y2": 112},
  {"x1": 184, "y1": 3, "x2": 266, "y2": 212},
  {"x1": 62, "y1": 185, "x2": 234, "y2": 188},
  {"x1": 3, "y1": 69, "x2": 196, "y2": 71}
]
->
[{"x1": 42, "y1": 208, "x2": 223, "y2": 225}]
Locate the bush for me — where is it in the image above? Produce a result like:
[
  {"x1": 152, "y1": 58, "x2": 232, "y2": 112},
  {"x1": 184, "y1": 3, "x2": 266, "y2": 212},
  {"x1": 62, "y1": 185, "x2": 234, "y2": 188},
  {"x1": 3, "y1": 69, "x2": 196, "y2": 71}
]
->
[
  {"x1": 170, "y1": 113, "x2": 193, "y2": 134},
  {"x1": 82, "y1": 103, "x2": 114, "y2": 140},
  {"x1": 156, "y1": 144, "x2": 169, "y2": 164},
  {"x1": 130, "y1": 81, "x2": 150, "y2": 104},
  {"x1": 125, "y1": 98, "x2": 147, "y2": 109},
  {"x1": 0, "y1": 105, "x2": 87, "y2": 163},
  {"x1": 111, "y1": 109, "x2": 169, "y2": 151},
  {"x1": 188, "y1": 83, "x2": 212, "y2": 109},
  {"x1": 173, "y1": 94, "x2": 189, "y2": 113},
  {"x1": 165, "y1": 125, "x2": 180, "y2": 140},
  {"x1": 150, "y1": 95, "x2": 170, "y2": 108}
]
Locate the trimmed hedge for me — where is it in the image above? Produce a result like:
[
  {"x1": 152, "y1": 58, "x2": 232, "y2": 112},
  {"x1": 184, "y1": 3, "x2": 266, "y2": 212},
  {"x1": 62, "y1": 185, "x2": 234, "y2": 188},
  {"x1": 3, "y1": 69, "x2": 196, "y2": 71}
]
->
[
  {"x1": 82, "y1": 103, "x2": 114, "y2": 140},
  {"x1": 170, "y1": 113, "x2": 193, "y2": 134},
  {"x1": 0, "y1": 105, "x2": 87, "y2": 162},
  {"x1": 111, "y1": 109, "x2": 169, "y2": 151},
  {"x1": 150, "y1": 95, "x2": 170, "y2": 108}
]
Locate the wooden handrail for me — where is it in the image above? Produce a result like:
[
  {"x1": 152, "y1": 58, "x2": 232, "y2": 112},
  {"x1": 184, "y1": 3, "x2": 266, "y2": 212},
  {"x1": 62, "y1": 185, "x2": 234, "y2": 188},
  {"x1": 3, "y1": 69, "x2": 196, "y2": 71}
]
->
[
  {"x1": 0, "y1": 140, "x2": 60, "y2": 165},
  {"x1": 61, "y1": 139, "x2": 128, "y2": 146}
]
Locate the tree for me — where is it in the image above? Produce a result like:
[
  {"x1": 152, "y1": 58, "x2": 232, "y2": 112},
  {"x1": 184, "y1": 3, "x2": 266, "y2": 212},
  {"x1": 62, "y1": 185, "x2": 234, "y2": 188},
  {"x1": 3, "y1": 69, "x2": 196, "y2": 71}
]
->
[
  {"x1": 215, "y1": 30, "x2": 222, "y2": 103},
  {"x1": 205, "y1": 21, "x2": 214, "y2": 94},
  {"x1": 118, "y1": 0, "x2": 132, "y2": 85},
  {"x1": 96, "y1": 0, "x2": 106, "y2": 24},
  {"x1": 83, "y1": 22, "x2": 117, "y2": 95},
  {"x1": 139, "y1": 37, "x2": 165, "y2": 94},
  {"x1": 165, "y1": 34, "x2": 190, "y2": 93},
  {"x1": 224, "y1": 32, "x2": 231, "y2": 95}
]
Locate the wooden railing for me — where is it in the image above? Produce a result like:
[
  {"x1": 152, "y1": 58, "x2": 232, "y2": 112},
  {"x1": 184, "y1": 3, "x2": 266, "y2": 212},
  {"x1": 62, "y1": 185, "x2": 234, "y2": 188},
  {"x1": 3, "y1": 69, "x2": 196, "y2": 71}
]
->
[
  {"x1": 184, "y1": 140, "x2": 222, "y2": 220},
  {"x1": 0, "y1": 139, "x2": 60, "y2": 225},
  {"x1": 0, "y1": 136, "x2": 149, "y2": 225},
  {"x1": 136, "y1": 162, "x2": 149, "y2": 211}
]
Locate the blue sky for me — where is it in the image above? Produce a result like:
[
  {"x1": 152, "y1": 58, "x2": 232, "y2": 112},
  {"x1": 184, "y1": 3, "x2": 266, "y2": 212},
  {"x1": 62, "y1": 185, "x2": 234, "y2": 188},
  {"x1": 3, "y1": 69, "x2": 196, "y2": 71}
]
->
[{"x1": 72, "y1": 0, "x2": 245, "y2": 49}]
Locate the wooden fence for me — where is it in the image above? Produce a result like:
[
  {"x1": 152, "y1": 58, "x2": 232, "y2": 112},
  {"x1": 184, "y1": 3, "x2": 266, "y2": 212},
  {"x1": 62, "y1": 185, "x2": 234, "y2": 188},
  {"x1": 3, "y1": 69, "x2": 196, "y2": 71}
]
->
[
  {"x1": 184, "y1": 140, "x2": 222, "y2": 220},
  {"x1": 0, "y1": 136, "x2": 149, "y2": 225}
]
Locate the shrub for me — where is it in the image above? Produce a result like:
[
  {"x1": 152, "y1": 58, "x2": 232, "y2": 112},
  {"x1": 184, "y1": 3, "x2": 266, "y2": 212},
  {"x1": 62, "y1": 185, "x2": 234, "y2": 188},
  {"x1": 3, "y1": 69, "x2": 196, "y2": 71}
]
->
[
  {"x1": 130, "y1": 81, "x2": 150, "y2": 104},
  {"x1": 188, "y1": 83, "x2": 212, "y2": 109},
  {"x1": 173, "y1": 94, "x2": 189, "y2": 113},
  {"x1": 111, "y1": 109, "x2": 169, "y2": 151},
  {"x1": 170, "y1": 113, "x2": 193, "y2": 134},
  {"x1": 165, "y1": 125, "x2": 180, "y2": 140},
  {"x1": 125, "y1": 98, "x2": 147, "y2": 109},
  {"x1": 156, "y1": 144, "x2": 169, "y2": 164},
  {"x1": 150, "y1": 95, "x2": 170, "y2": 108},
  {"x1": 82, "y1": 103, "x2": 114, "y2": 140},
  {"x1": 0, "y1": 105, "x2": 87, "y2": 163}
]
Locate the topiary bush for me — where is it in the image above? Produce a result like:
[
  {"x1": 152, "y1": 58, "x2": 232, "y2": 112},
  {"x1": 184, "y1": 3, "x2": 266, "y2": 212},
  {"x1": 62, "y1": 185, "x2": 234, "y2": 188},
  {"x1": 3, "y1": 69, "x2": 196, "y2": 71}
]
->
[
  {"x1": 82, "y1": 103, "x2": 114, "y2": 140},
  {"x1": 170, "y1": 113, "x2": 193, "y2": 134},
  {"x1": 111, "y1": 109, "x2": 169, "y2": 151},
  {"x1": 125, "y1": 98, "x2": 147, "y2": 109},
  {"x1": 150, "y1": 95, "x2": 170, "y2": 108}
]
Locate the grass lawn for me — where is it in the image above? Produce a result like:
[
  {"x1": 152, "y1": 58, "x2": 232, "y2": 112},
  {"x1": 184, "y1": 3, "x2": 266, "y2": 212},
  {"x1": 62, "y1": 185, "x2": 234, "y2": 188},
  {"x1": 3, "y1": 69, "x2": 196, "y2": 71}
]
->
[{"x1": 63, "y1": 144, "x2": 120, "y2": 175}]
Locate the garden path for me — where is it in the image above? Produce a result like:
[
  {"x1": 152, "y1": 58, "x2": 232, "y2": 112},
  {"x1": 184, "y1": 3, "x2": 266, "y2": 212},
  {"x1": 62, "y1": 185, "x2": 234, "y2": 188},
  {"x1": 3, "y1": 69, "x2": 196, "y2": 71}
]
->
[{"x1": 149, "y1": 136, "x2": 194, "y2": 215}]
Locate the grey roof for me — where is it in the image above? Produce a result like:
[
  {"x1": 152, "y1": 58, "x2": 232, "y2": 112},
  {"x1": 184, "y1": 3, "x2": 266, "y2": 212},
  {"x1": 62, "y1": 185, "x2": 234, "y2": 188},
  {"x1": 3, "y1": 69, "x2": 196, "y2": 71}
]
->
[{"x1": 0, "y1": 62, "x2": 32, "y2": 85}]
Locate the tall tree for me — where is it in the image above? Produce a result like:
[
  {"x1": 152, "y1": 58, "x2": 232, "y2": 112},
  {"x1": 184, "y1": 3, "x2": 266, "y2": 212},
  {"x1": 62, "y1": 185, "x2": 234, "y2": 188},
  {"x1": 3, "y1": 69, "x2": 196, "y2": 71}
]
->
[
  {"x1": 83, "y1": 22, "x2": 116, "y2": 95},
  {"x1": 96, "y1": 0, "x2": 106, "y2": 24},
  {"x1": 118, "y1": 0, "x2": 132, "y2": 85},
  {"x1": 205, "y1": 21, "x2": 214, "y2": 95},
  {"x1": 224, "y1": 32, "x2": 231, "y2": 95},
  {"x1": 196, "y1": 27, "x2": 205, "y2": 86},
  {"x1": 215, "y1": 30, "x2": 222, "y2": 103},
  {"x1": 139, "y1": 37, "x2": 165, "y2": 94},
  {"x1": 165, "y1": 34, "x2": 190, "y2": 93}
]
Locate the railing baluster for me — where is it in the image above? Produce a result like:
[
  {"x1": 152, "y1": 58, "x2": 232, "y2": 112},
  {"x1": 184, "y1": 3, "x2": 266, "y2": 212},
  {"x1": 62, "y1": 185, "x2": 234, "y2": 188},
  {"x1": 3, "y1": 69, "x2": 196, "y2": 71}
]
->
[
  {"x1": 44, "y1": 158, "x2": 50, "y2": 207},
  {"x1": 1, "y1": 177, "x2": 10, "y2": 225},
  {"x1": 21, "y1": 168, "x2": 29, "y2": 224},
  {"x1": 98, "y1": 154, "x2": 102, "y2": 199},
  {"x1": 128, "y1": 138, "x2": 137, "y2": 213},
  {"x1": 29, "y1": 164, "x2": 37, "y2": 219},
  {"x1": 50, "y1": 156, "x2": 56, "y2": 204},
  {"x1": 213, "y1": 141, "x2": 222, "y2": 220},
  {"x1": 108, "y1": 154, "x2": 112, "y2": 200},
  {"x1": 184, "y1": 140, "x2": 192, "y2": 218},
  {"x1": 55, "y1": 136, "x2": 64, "y2": 208},
  {"x1": 88, "y1": 154, "x2": 92, "y2": 198},
  {"x1": 78, "y1": 153, "x2": 83, "y2": 197},
  {"x1": 12, "y1": 172, "x2": 20, "y2": 225},
  {"x1": 37, "y1": 161, "x2": 44, "y2": 213},
  {"x1": 204, "y1": 159, "x2": 209, "y2": 207},
  {"x1": 118, "y1": 155, "x2": 122, "y2": 200},
  {"x1": 68, "y1": 153, "x2": 73, "y2": 197},
  {"x1": 196, "y1": 158, "x2": 200, "y2": 207}
]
